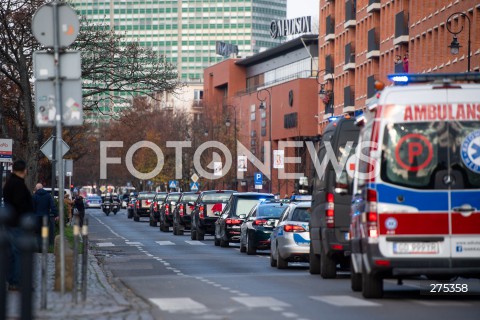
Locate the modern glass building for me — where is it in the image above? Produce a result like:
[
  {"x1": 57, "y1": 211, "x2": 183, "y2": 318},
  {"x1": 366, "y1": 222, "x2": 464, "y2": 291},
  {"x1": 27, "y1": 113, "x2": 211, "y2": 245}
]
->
[{"x1": 69, "y1": 0, "x2": 287, "y2": 83}]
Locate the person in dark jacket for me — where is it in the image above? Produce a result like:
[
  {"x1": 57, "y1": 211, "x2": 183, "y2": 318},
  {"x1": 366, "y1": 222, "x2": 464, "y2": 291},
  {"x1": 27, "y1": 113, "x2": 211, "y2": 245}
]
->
[
  {"x1": 32, "y1": 183, "x2": 58, "y2": 247},
  {"x1": 3, "y1": 160, "x2": 34, "y2": 291},
  {"x1": 73, "y1": 193, "x2": 85, "y2": 227}
]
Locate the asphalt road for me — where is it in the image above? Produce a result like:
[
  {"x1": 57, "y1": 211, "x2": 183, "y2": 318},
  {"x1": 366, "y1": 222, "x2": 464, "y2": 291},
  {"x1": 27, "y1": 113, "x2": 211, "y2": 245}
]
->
[{"x1": 86, "y1": 208, "x2": 480, "y2": 320}]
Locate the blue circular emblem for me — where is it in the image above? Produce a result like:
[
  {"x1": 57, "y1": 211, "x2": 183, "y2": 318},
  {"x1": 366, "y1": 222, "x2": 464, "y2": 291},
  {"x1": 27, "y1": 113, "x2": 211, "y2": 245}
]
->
[
  {"x1": 461, "y1": 130, "x2": 480, "y2": 173},
  {"x1": 385, "y1": 217, "x2": 398, "y2": 230}
]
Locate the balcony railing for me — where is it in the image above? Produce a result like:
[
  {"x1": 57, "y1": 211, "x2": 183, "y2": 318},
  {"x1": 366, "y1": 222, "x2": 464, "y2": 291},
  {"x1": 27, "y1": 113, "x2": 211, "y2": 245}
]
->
[
  {"x1": 367, "y1": 0, "x2": 380, "y2": 13},
  {"x1": 345, "y1": 0, "x2": 356, "y2": 28},
  {"x1": 394, "y1": 62, "x2": 405, "y2": 73},
  {"x1": 394, "y1": 11, "x2": 409, "y2": 45},
  {"x1": 367, "y1": 28, "x2": 379, "y2": 59},
  {"x1": 344, "y1": 43, "x2": 355, "y2": 71},
  {"x1": 325, "y1": 15, "x2": 335, "y2": 41}
]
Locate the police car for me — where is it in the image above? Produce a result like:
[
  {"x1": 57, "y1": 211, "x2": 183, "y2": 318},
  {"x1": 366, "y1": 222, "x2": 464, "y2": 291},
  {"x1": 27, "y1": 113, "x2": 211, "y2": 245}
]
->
[{"x1": 348, "y1": 73, "x2": 480, "y2": 298}]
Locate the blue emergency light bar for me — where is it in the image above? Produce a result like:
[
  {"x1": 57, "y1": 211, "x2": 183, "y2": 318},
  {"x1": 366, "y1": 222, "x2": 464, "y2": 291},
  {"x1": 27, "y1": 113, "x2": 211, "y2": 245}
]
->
[{"x1": 388, "y1": 73, "x2": 480, "y2": 84}]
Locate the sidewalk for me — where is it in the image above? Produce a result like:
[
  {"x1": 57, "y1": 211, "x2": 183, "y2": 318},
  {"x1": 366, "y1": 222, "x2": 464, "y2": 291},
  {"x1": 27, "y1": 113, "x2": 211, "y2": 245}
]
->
[{"x1": 6, "y1": 250, "x2": 157, "y2": 320}]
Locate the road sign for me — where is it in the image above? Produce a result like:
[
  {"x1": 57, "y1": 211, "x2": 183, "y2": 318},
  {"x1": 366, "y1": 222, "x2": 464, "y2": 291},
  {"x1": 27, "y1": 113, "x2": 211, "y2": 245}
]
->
[
  {"x1": 254, "y1": 172, "x2": 263, "y2": 185},
  {"x1": 191, "y1": 173, "x2": 199, "y2": 183},
  {"x1": 40, "y1": 136, "x2": 70, "y2": 161},
  {"x1": 190, "y1": 182, "x2": 199, "y2": 191},
  {"x1": 0, "y1": 139, "x2": 13, "y2": 163},
  {"x1": 168, "y1": 180, "x2": 178, "y2": 189},
  {"x1": 254, "y1": 172, "x2": 263, "y2": 190},
  {"x1": 34, "y1": 51, "x2": 82, "y2": 80},
  {"x1": 65, "y1": 159, "x2": 73, "y2": 177},
  {"x1": 32, "y1": 3, "x2": 80, "y2": 48}
]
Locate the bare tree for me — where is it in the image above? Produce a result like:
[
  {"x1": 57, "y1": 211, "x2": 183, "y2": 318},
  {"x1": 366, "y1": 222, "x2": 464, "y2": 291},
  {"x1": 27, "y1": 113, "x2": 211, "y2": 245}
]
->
[{"x1": 0, "y1": 0, "x2": 183, "y2": 189}]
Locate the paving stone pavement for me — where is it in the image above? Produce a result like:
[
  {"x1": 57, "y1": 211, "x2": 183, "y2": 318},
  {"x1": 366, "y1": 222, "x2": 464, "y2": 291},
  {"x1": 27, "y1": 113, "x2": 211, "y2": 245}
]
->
[{"x1": 5, "y1": 249, "x2": 159, "y2": 320}]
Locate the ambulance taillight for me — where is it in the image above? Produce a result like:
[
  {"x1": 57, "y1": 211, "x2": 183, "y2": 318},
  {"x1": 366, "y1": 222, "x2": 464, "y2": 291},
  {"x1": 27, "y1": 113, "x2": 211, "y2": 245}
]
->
[{"x1": 366, "y1": 189, "x2": 378, "y2": 238}]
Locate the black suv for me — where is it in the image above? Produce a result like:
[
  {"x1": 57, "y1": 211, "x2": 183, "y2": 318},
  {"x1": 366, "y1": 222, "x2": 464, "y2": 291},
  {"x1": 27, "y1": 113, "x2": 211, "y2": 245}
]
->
[
  {"x1": 149, "y1": 192, "x2": 168, "y2": 227},
  {"x1": 133, "y1": 191, "x2": 156, "y2": 222},
  {"x1": 159, "y1": 192, "x2": 181, "y2": 232},
  {"x1": 172, "y1": 191, "x2": 200, "y2": 235},
  {"x1": 214, "y1": 192, "x2": 274, "y2": 247},
  {"x1": 190, "y1": 190, "x2": 234, "y2": 241},
  {"x1": 310, "y1": 117, "x2": 360, "y2": 278}
]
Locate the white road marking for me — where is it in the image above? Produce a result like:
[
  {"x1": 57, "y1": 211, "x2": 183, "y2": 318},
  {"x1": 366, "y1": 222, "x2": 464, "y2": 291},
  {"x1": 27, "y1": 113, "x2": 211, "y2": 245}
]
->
[
  {"x1": 125, "y1": 241, "x2": 143, "y2": 245},
  {"x1": 156, "y1": 241, "x2": 175, "y2": 245},
  {"x1": 149, "y1": 298, "x2": 208, "y2": 313},
  {"x1": 96, "y1": 242, "x2": 115, "y2": 247},
  {"x1": 185, "y1": 240, "x2": 206, "y2": 245},
  {"x1": 231, "y1": 297, "x2": 290, "y2": 308},
  {"x1": 282, "y1": 312, "x2": 298, "y2": 318},
  {"x1": 310, "y1": 295, "x2": 380, "y2": 307},
  {"x1": 412, "y1": 300, "x2": 472, "y2": 307}
]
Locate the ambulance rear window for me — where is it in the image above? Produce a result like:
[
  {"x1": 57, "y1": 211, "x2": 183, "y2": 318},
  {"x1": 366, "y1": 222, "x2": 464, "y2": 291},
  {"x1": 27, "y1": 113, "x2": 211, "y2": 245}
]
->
[{"x1": 381, "y1": 121, "x2": 480, "y2": 189}]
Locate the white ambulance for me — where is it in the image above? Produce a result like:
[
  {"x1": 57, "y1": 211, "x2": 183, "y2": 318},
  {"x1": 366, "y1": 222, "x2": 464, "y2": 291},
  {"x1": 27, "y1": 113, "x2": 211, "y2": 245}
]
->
[{"x1": 349, "y1": 73, "x2": 480, "y2": 298}]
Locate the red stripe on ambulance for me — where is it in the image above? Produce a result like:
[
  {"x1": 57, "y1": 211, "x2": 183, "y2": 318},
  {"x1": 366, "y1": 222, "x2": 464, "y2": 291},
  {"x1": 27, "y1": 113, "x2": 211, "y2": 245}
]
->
[
  {"x1": 452, "y1": 212, "x2": 480, "y2": 234},
  {"x1": 379, "y1": 213, "x2": 448, "y2": 235}
]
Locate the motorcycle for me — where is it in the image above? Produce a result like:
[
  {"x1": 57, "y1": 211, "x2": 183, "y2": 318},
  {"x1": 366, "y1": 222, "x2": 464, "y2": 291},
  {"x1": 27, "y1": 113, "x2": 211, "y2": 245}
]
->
[
  {"x1": 111, "y1": 202, "x2": 120, "y2": 215},
  {"x1": 102, "y1": 202, "x2": 111, "y2": 216}
]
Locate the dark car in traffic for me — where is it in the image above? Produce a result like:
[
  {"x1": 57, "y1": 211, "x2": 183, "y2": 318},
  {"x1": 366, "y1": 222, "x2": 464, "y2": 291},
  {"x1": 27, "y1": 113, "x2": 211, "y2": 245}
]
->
[
  {"x1": 149, "y1": 192, "x2": 168, "y2": 227},
  {"x1": 133, "y1": 191, "x2": 156, "y2": 222},
  {"x1": 172, "y1": 191, "x2": 200, "y2": 235},
  {"x1": 159, "y1": 192, "x2": 182, "y2": 232},
  {"x1": 239, "y1": 201, "x2": 287, "y2": 254},
  {"x1": 127, "y1": 196, "x2": 136, "y2": 219},
  {"x1": 214, "y1": 192, "x2": 274, "y2": 247},
  {"x1": 190, "y1": 190, "x2": 235, "y2": 241}
]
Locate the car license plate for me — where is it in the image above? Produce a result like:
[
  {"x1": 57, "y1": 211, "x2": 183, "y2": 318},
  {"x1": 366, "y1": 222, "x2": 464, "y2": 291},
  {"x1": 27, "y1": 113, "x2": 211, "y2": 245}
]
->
[{"x1": 393, "y1": 242, "x2": 439, "y2": 254}]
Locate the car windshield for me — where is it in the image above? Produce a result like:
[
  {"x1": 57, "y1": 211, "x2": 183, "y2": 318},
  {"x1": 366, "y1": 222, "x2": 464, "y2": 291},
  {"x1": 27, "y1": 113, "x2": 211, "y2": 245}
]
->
[
  {"x1": 181, "y1": 194, "x2": 199, "y2": 202},
  {"x1": 234, "y1": 198, "x2": 264, "y2": 216},
  {"x1": 291, "y1": 207, "x2": 311, "y2": 222},
  {"x1": 155, "y1": 194, "x2": 168, "y2": 201},
  {"x1": 137, "y1": 193, "x2": 156, "y2": 199},
  {"x1": 167, "y1": 194, "x2": 181, "y2": 201},
  {"x1": 201, "y1": 192, "x2": 232, "y2": 202},
  {"x1": 257, "y1": 205, "x2": 286, "y2": 218}
]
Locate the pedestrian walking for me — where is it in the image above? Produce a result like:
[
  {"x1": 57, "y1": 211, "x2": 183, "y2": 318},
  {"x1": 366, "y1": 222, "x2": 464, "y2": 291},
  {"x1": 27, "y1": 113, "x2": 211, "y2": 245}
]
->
[
  {"x1": 32, "y1": 183, "x2": 58, "y2": 248},
  {"x1": 3, "y1": 160, "x2": 34, "y2": 291},
  {"x1": 64, "y1": 193, "x2": 74, "y2": 224},
  {"x1": 73, "y1": 193, "x2": 85, "y2": 227}
]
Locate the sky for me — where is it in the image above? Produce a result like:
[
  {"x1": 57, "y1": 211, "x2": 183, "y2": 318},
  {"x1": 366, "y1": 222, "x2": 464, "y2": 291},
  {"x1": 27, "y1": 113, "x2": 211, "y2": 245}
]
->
[{"x1": 287, "y1": 0, "x2": 319, "y2": 19}]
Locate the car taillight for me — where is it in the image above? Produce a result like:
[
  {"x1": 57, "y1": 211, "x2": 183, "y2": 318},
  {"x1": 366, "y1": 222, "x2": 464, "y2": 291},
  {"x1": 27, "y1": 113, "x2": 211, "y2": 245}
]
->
[
  {"x1": 326, "y1": 192, "x2": 334, "y2": 228},
  {"x1": 199, "y1": 205, "x2": 205, "y2": 219},
  {"x1": 253, "y1": 219, "x2": 268, "y2": 226},
  {"x1": 165, "y1": 204, "x2": 170, "y2": 215},
  {"x1": 179, "y1": 204, "x2": 184, "y2": 216},
  {"x1": 146, "y1": 200, "x2": 151, "y2": 206},
  {"x1": 226, "y1": 218, "x2": 242, "y2": 224},
  {"x1": 366, "y1": 189, "x2": 378, "y2": 238},
  {"x1": 136, "y1": 200, "x2": 139, "y2": 208},
  {"x1": 153, "y1": 202, "x2": 158, "y2": 212},
  {"x1": 284, "y1": 224, "x2": 305, "y2": 232}
]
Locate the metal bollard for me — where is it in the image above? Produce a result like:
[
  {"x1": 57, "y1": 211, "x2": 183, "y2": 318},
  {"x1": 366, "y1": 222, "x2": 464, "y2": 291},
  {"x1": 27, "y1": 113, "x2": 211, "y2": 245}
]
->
[
  {"x1": 81, "y1": 215, "x2": 88, "y2": 302},
  {"x1": 19, "y1": 214, "x2": 36, "y2": 320},
  {"x1": 72, "y1": 215, "x2": 79, "y2": 303},
  {"x1": 40, "y1": 215, "x2": 49, "y2": 310},
  {"x1": 0, "y1": 200, "x2": 12, "y2": 320}
]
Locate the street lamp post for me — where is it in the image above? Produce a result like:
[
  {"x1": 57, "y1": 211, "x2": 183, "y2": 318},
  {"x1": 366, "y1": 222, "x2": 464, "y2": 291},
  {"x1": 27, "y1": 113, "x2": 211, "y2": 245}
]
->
[
  {"x1": 256, "y1": 88, "x2": 272, "y2": 193},
  {"x1": 224, "y1": 104, "x2": 237, "y2": 190},
  {"x1": 446, "y1": 12, "x2": 471, "y2": 72}
]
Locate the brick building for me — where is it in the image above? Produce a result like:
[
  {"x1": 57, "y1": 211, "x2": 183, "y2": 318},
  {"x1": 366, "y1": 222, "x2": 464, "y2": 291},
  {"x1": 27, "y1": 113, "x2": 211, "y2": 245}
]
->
[{"x1": 318, "y1": 0, "x2": 479, "y2": 117}]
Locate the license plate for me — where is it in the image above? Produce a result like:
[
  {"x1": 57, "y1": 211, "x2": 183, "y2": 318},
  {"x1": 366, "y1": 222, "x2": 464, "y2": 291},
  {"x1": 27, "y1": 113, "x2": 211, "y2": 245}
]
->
[{"x1": 393, "y1": 242, "x2": 439, "y2": 254}]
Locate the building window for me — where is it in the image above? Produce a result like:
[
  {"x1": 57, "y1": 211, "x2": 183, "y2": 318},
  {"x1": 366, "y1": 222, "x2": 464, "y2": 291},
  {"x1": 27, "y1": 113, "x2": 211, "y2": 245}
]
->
[{"x1": 194, "y1": 89, "x2": 203, "y2": 100}]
